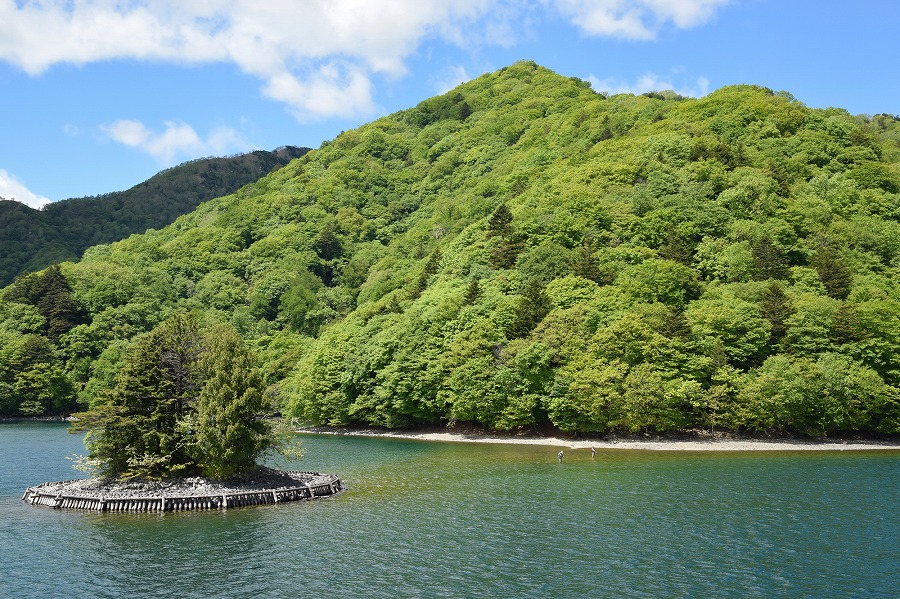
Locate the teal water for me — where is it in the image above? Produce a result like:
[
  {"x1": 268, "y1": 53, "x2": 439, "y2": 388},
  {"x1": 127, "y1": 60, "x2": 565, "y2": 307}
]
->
[{"x1": 1, "y1": 422, "x2": 897, "y2": 598}]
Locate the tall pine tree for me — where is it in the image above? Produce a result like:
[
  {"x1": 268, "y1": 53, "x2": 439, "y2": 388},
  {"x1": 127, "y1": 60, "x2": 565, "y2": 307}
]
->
[
  {"x1": 189, "y1": 325, "x2": 273, "y2": 479},
  {"x1": 72, "y1": 314, "x2": 276, "y2": 480}
]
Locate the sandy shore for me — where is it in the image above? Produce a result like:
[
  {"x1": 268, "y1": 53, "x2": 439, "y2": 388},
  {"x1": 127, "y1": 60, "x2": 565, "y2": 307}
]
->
[{"x1": 297, "y1": 427, "x2": 900, "y2": 452}]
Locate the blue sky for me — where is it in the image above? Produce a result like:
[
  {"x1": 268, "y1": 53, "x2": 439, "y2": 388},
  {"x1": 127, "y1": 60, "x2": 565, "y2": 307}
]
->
[{"x1": 1, "y1": 0, "x2": 898, "y2": 208}]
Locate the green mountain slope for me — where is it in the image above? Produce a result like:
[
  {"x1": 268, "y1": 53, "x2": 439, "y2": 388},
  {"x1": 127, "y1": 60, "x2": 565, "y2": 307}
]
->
[
  {"x1": 0, "y1": 146, "x2": 309, "y2": 285},
  {"x1": 2, "y1": 61, "x2": 899, "y2": 436}
]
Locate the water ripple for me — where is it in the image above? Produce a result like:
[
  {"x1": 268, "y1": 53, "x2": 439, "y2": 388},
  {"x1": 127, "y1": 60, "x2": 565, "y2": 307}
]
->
[{"x1": 2, "y1": 424, "x2": 898, "y2": 598}]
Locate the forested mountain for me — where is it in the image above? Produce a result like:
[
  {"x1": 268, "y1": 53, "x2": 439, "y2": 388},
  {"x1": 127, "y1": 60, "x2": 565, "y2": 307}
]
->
[
  {"x1": 2, "y1": 61, "x2": 899, "y2": 437},
  {"x1": 0, "y1": 146, "x2": 309, "y2": 285}
]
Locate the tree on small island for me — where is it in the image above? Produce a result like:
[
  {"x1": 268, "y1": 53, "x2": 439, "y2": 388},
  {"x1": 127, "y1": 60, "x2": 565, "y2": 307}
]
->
[{"x1": 70, "y1": 312, "x2": 294, "y2": 480}]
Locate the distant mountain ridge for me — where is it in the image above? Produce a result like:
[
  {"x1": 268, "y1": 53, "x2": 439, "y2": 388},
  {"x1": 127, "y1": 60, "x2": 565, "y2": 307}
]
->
[{"x1": 0, "y1": 146, "x2": 309, "y2": 285}]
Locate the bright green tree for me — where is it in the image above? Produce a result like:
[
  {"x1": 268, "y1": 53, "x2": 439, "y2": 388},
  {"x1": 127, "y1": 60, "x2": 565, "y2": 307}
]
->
[
  {"x1": 187, "y1": 324, "x2": 274, "y2": 478},
  {"x1": 279, "y1": 271, "x2": 323, "y2": 334}
]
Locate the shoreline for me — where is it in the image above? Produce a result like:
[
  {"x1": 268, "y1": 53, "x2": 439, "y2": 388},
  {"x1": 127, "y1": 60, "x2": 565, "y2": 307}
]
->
[
  {"x1": 5, "y1": 417, "x2": 897, "y2": 451},
  {"x1": 296, "y1": 426, "x2": 900, "y2": 452},
  {"x1": 23, "y1": 466, "x2": 344, "y2": 512}
]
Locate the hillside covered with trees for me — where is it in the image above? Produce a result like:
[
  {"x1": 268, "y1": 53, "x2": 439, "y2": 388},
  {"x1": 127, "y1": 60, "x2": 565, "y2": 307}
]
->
[
  {"x1": 0, "y1": 146, "x2": 309, "y2": 285},
  {"x1": 2, "y1": 61, "x2": 899, "y2": 438}
]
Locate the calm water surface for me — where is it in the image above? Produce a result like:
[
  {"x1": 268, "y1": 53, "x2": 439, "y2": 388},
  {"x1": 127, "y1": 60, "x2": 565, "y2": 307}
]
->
[{"x1": 1, "y1": 422, "x2": 897, "y2": 598}]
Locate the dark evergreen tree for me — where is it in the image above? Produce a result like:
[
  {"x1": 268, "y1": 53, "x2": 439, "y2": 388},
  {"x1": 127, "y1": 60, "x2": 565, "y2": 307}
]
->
[
  {"x1": 39, "y1": 266, "x2": 86, "y2": 341},
  {"x1": 572, "y1": 238, "x2": 604, "y2": 282},
  {"x1": 661, "y1": 308, "x2": 691, "y2": 339},
  {"x1": 486, "y1": 203, "x2": 523, "y2": 269},
  {"x1": 758, "y1": 281, "x2": 794, "y2": 347},
  {"x1": 3, "y1": 265, "x2": 86, "y2": 340},
  {"x1": 659, "y1": 230, "x2": 694, "y2": 265},
  {"x1": 490, "y1": 237, "x2": 523, "y2": 269},
  {"x1": 78, "y1": 313, "x2": 203, "y2": 478},
  {"x1": 751, "y1": 235, "x2": 788, "y2": 281},
  {"x1": 462, "y1": 278, "x2": 482, "y2": 305},
  {"x1": 314, "y1": 222, "x2": 343, "y2": 261},
  {"x1": 507, "y1": 279, "x2": 551, "y2": 339},
  {"x1": 454, "y1": 101, "x2": 472, "y2": 121},
  {"x1": 812, "y1": 239, "x2": 853, "y2": 299},
  {"x1": 415, "y1": 248, "x2": 442, "y2": 295},
  {"x1": 831, "y1": 303, "x2": 868, "y2": 346},
  {"x1": 70, "y1": 314, "x2": 274, "y2": 479},
  {"x1": 487, "y1": 204, "x2": 513, "y2": 238}
]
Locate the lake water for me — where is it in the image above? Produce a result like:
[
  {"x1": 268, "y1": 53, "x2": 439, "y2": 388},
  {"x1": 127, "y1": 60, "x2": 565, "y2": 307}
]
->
[{"x1": 1, "y1": 422, "x2": 897, "y2": 598}]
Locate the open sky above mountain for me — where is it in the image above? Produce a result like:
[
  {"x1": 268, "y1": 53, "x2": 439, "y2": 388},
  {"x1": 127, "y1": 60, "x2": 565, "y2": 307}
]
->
[{"x1": 1, "y1": 0, "x2": 898, "y2": 207}]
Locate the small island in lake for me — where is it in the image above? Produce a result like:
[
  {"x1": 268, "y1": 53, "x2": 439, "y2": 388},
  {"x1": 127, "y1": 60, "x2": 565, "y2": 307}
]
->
[
  {"x1": 23, "y1": 466, "x2": 342, "y2": 512},
  {"x1": 24, "y1": 313, "x2": 342, "y2": 512}
]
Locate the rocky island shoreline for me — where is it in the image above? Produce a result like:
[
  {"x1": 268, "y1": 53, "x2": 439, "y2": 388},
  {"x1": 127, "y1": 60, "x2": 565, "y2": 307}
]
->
[{"x1": 23, "y1": 466, "x2": 343, "y2": 512}]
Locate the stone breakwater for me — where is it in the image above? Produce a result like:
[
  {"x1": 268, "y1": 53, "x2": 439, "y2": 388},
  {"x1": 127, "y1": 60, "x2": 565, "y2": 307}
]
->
[{"x1": 22, "y1": 466, "x2": 343, "y2": 512}]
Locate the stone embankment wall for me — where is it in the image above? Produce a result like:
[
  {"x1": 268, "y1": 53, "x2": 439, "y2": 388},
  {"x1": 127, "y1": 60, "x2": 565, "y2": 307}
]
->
[{"x1": 22, "y1": 472, "x2": 342, "y2": 513}]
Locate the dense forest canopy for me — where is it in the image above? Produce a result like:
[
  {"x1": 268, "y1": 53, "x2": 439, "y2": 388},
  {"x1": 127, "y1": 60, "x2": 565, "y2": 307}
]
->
[
  {"x1": 2, "y1": 61, "x2": 899, "y2": 437},
  {"x1": 0, "y1": 146, "x2": 309, "y2": 285}
]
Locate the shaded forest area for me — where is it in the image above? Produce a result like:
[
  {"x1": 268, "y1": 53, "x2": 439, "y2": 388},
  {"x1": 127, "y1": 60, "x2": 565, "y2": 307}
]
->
[{"x1": 0, "y1": 146, "x2": 309, "y2": 285}]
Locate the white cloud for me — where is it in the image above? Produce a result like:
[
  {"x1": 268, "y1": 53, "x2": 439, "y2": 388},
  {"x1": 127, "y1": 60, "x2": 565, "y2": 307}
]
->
[
  {"x1": 0, "y1": 169, "x2": 51, "y2": 208},
  {"x1": 550, "y1": 0, "x2": 730, "y2": 39},
  {"x1": 0, "y1": 1, "x2": 729, "y2": 120},
  {"x1": 262, "y1": 63, "x2": 376, "y2": 120},
  {"x1": 588, "y1": 72, "x2": 710, "y2": 98},
  {"x1": 103, "y1": 120, "x2": 154, "y2": 148},
  {"x1": 101, "y1": 120, "x2": 250, "y2": 163},
  {"x1": 432, "y1": 65, "x2": 472, "y2": 95},
  {"x1": 0, "y1": 0, "x2": 494, "y2": 120}
]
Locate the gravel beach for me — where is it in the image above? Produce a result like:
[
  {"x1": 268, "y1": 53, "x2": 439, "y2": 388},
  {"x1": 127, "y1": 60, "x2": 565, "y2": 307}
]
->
[
  {"x1": 30, "y1": 466, "x2": 338, "y2": 499},
  {"x1": 298, "y1": 426, "x2": 900, "y2": 452}
]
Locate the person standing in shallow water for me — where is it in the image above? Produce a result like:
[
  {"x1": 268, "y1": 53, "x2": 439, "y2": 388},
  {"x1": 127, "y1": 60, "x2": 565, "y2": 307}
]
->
[
  {"x1": 557, "y1": 451, "x2": 563, "y2": 463},
  {"x1": 591, "y1": 447, "x2": 596, "y2": 459}
]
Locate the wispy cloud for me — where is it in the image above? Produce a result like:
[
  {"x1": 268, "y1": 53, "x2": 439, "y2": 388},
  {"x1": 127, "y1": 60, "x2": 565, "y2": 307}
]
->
[
  {"x1": 587, "y1": 72, "x2": 711, "y2": 98},
  {"x1": 0, "y1": 1, "x2": 728, "y2": 121},
  {"x1": 262, "y1": 62, "x2": 376, "y2": 120},
  {"x1": 551, "y1": 0, "x2": 731, "y2": 39},
  {"x1": 432, "y1": 65, "x2": 473, "y2": 95},
  {"x1": 0, "y1": 169, "x2": 51, "y2": 208},
  {"x1": 101, "y1": 120, "x2": 249, "y2": 163}
]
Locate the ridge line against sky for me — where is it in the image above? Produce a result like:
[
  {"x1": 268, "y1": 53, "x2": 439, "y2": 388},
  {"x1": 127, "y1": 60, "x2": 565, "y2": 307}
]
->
[{"x1": 1, "y1": 0, "x2": 898, "y2": 208}]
